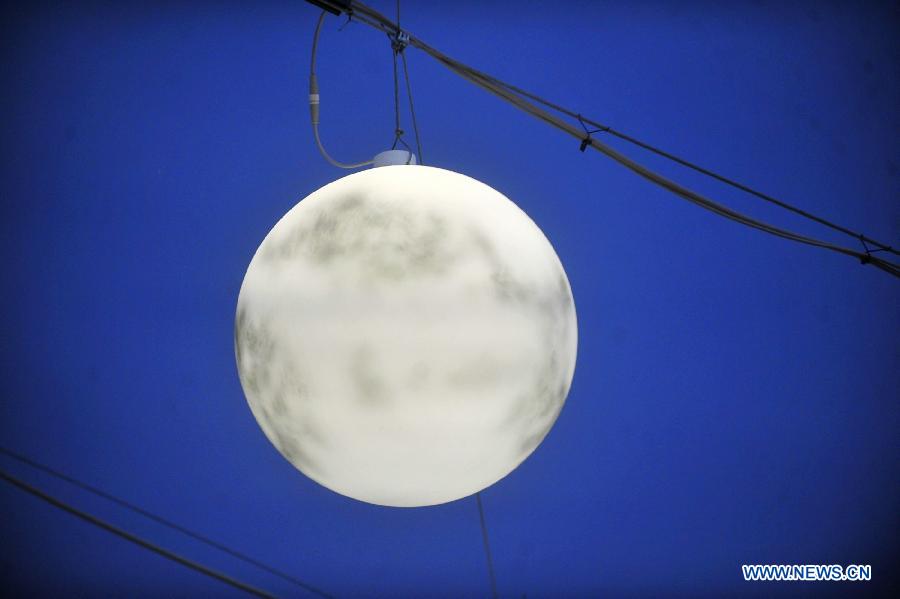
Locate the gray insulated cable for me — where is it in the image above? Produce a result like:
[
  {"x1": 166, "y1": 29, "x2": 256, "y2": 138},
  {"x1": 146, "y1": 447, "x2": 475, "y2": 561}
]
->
[{"x1": 310, "y1": 11, "x2": 374, "y2": 169}]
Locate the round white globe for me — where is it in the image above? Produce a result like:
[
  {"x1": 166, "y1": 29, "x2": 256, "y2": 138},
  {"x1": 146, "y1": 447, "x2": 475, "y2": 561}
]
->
[{"x1": 235, "y1": 165, "x2": 577, "y2": 507}]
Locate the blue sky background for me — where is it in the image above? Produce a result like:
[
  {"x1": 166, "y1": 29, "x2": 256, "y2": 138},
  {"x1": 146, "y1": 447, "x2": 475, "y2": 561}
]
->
[{"x1": 1, "y1": 0, "x2": 898, "y2": 596}]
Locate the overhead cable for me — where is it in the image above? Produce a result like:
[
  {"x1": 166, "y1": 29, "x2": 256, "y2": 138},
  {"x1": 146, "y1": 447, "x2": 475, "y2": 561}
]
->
[
  {"x1": 396, "y1": 38, "x2": 899, "y2": 259},
  {"x1": 342, "y1": 1, "x2": 899, "y2": 278},
  {"x1": 0, "y1": 468, "x2": 276, "y2": 599},
  {"x1": 0, "y1": 446, "x2": 333, "y2": 599}
]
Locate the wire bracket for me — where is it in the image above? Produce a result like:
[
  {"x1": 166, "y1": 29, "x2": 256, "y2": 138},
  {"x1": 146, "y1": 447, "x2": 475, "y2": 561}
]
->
[
  {"x1": 858, "y1": 234, "x2": 892, "y2": 265},
  {"x1": 577, "y1": 114, "x2": 608, "y2": 152},
  {"x1": 390, "y1": 30, "x2": 410, "y2": 54}
]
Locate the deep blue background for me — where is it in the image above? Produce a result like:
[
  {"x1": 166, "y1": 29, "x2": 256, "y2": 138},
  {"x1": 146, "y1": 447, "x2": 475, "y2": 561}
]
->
[{"x1": 1, "y1": 1, "x2": 898, "y2": 596}]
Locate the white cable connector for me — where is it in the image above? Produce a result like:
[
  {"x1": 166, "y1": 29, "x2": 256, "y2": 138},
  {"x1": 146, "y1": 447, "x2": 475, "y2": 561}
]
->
[
  {"x1": 309, "y1": 94, "x2": 320, "y2": 124},
  {"x1": 309, "y1": 73, "x2": 320, "y2": 125}
]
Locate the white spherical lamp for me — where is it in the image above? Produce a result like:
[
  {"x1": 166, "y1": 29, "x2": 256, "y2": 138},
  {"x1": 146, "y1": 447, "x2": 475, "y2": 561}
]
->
[{"x1": 235, "y1": 164, "x2": 577, "y2": 507}]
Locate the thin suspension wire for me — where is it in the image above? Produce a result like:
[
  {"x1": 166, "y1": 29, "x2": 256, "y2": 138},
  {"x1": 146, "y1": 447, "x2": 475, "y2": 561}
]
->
[
  {"x1": 310, "y1": 11, "x2": 374, "y2": 169},
  {"x1": 0, "y1": 469, "x2": 276, "y2": 599},
  {"x1": 476, "y1": 493, "x2": 498, "y2": 599},
  {"x1": 393, "y1": 0, "x2": 423, "y2": 163},
  {"x1": 0, "y1": 446, "x2": 333, "y2": 599},
  {"x1": 390, "y1": 42, "x2": 405, "y2": 150},
  {"x1": 346, "y1": 1, "x2": 900, "y2": 278},
  {"x1": 387, "y1": 0, "x2": 414, "y2": 162},
  {"x1": 401, "y1": 51, "x2": 423, "y2": 164}
]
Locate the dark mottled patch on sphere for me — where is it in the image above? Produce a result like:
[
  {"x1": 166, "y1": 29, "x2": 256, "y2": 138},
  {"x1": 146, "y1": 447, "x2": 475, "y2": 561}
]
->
[
  {"x1": 235, "y1": 306, "x2": 329, "y2": 471},
  {"x1": 470, "y1": 227, "x2": 534, "y2": 304},
  {"x1": 262, "y1": 193, "x2": 458, "y2": 282},
  {"x1": 273, "y1": 428, "x2": 322, "y2": 478}
]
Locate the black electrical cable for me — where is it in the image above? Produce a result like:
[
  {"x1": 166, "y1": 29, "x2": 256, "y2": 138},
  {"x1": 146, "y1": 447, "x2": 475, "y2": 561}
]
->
[
  {"x1": 345, "y1": 0, "x2": 900, "y2": 278},
  {"x1": 462, "y1": 76, "x2": 900, "y2": 259},
  {"x1": 0, "y1": 446, "x2": 333, "y2": 599},
  {"x1": 0, "y1": 468, "x2": 276, "y2": 599},
  {"x1": 447, "y1": 59, "x2": 900, "y2": 278},
  {"x1": 475, "y1": 493, "x2": 498, "y2": 599},
  {"x1": 350, "y1": 0, "x2": 898, "y2": 258}
]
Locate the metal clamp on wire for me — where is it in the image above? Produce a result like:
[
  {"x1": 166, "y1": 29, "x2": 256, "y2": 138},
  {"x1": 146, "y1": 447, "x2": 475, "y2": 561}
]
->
[
  {"x1": 857, "y1": 234, "x2": 892, "y2": 265},
  {"x1": 390, "y1": 30, "x2": 409, "y2": 54},
  {"x1": 577, "y1": 114, "x2": 608, "y2": 152}
]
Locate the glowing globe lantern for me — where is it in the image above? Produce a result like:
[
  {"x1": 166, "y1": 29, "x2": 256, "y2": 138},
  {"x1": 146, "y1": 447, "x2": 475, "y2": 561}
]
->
[{"x1": 235, "y1": 162, "x2": 577, "y2": 507}]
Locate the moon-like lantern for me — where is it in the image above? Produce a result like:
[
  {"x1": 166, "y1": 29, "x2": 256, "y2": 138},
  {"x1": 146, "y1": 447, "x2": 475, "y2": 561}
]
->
[{"x1": 235, "y1": 164, "x2": 577, "y2": 507}]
